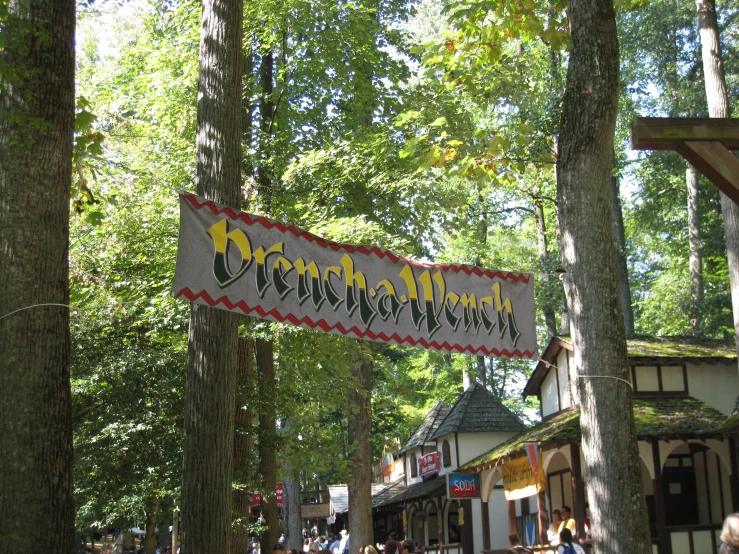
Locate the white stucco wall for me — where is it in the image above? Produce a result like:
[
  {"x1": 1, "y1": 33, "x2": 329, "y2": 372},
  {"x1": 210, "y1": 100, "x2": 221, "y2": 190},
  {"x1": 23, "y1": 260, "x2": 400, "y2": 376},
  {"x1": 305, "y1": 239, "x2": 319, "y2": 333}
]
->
[
  {"x1": 488, "y1": 487, "x2": 508, "y2": 549},
  {"x1": 541, "y1": 370, "x2": 559, "y2": 417},
  {"x1": 406, "y1": 447, "x2": 424, "y2": 486},
  {"x1": 557, "y1": 349, "x2": 571, "y2": 410},
  {"x1": 471, "y1": 499, "x2": 483, "y2": 554},
  {"x1": 686, "y1": 362, "x2": 738, "y2": 415},
  {"x1": 456, "y1": 432, "x2": 520, "y2": 467},
  {"x1": 436, "y1": 433, "x2": 457, "y2": 475}
]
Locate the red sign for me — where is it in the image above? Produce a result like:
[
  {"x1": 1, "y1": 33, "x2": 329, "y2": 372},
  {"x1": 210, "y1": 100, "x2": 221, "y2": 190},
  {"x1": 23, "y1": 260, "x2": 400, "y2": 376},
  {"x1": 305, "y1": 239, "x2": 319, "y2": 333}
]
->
[
  {"x1": 252, "y1": 492, "x2": 261, "y2": 505},
  {"x1": 276, "y1": 482, "x2": 284, "y2": 506},
  {"x1": 418, "y1": 452, "x2": 440, "y2": 476}
]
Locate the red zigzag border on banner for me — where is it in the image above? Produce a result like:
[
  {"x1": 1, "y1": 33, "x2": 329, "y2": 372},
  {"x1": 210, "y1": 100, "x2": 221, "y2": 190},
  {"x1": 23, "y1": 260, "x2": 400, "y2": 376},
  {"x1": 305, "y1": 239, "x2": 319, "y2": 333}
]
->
[
  {"x1": 176, "y1": 287, "x2": 536, "y2": 359},
  {"x1": 184, "y1": 194, "x2": 531, "y2": 283}
]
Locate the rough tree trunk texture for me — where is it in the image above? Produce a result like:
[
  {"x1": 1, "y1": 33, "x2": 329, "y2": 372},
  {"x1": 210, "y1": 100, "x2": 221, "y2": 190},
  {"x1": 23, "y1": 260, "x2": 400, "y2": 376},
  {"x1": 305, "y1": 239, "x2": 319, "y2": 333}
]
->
[
  {"x1": 610, "y1": 152, "x2": 634, "y2": 335},
  {"x1": 257, "y1": 338, "x2": 279, "y2": 551},
  {"x1": 234, "y1": 337, "x2": 255, "y2": 554},
  {"x1": 695, "y1": 0, "x2": 739, "y2": 361},
  {"x1": 476, "y1": 356, "x2": 487, "y2": 387},
  {"x1": 0, "y1": 2, "x2": 76, "y2": 553},
  {"x1": 144, "y1": 498, "x2": 160, "y2": 554},
  {"x1": 258, "y1": 49, "x2": 275, "y2": 212},
  {"x1": 348, "y1": 357, "x2": 373, "y2": 550},
  {"x1": 181, "y1": 0, "x2": 244, "y2": 552},
  {"x1": 535, "y1": 202, "x2": 558, "y2": 338},
  {"x1": 284, "y1": 472, "x2": 302, "y2": 550},
  {"x1": 687, "y1": 165, "x2": 704, "y2": 334},
  {"x1": 555, "y1": 0, "x2": 652, "y2": 552}
]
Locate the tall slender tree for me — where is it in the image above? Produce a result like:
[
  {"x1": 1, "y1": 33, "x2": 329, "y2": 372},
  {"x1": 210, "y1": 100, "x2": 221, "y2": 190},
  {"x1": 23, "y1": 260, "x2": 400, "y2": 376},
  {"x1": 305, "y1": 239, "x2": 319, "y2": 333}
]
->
[
  {"x1": 181, "y1": 0, "x2": 244, "y2": 551},
  {"x1": 695, "y1": 0, "x2": 739, "y2": 360},
  {"x1": 556, "y1": 0, "x2": 651, "y2": 553},
  {"x1": 0, "y1": 1, "x2": 76, "y2": 552}
]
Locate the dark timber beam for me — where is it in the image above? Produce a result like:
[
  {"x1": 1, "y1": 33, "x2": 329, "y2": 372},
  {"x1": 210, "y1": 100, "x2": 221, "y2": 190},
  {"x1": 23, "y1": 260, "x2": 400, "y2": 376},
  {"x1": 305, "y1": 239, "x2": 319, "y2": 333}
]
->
[{"x1": 631, "y1": 117, "x2": 739, "y2": 206}]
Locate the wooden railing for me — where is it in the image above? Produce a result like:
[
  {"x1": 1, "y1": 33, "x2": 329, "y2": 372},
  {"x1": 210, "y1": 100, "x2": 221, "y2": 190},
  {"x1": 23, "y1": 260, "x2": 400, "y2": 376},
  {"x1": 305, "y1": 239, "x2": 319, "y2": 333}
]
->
[{"x1": 423, "y1": 542, "x2": 463, "y2": 554}]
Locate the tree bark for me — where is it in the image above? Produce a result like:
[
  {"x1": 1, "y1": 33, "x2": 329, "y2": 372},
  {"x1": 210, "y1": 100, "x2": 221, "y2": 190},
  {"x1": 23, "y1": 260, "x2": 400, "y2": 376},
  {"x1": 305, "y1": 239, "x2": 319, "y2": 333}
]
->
[
  {"x1": 555, "y1": 0, "x2": 651, "y2": 552},
  {"x1": 284, "y1": 472, "x2": 302, "y2": 550},
  {"x1": 610, "y1": 151, "x2": 634, "y2": 335},
  {"x1": 144, "y1": 498, "x2": 160, "y2": 554},
  {"x1": 257, "y1": 338, "x2": 279, "y2": 551},
  {"x1": 234, "y1": 337, "x2": 255, "y2": 554},
  {"x1": 182, "y1": 0, "x2": 244, "y2": 552},
  {"x1": 348, "y1": 358, "x2": 373, "y2": 550},
  {"x1": 695, "y1": 0, "x2": 739, "y2": 360},
  {"x1": 686, "y1": 165, "x2": 704, "y2": 334},
  {"x1": 0, "y1": 2, "x2": 76, "y2": 553},
  {"x1": 535, "y1": 202, "x2": 558, "y2": 338}
]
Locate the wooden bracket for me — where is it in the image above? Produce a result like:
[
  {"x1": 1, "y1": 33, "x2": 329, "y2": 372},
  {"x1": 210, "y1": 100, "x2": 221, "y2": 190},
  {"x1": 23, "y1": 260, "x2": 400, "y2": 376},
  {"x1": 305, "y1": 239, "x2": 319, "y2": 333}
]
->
[{"x1": 631, "y1": 117, "x2": 739, "y2": 205}]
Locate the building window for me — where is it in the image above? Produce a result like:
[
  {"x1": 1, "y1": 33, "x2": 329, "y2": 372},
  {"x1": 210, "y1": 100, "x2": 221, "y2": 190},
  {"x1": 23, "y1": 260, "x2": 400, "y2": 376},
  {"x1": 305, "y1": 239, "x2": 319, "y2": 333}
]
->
[
  {"x1": 410, "y1": 453, "x2": 418, "y2": 477},
  {"x1": 442, "y1": 440, "x2": 452, "y2": 467}
]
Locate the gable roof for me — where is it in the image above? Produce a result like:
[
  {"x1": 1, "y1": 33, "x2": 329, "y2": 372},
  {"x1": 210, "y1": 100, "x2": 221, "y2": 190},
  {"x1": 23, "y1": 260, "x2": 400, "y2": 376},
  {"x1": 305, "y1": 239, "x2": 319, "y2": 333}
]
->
[
  {"x1": 430, "y1": 382, "x2": 526, "y2": 439},
  {"x1": 400, "y1": 400, "x2": 452, "y2": 453},
  {"x1": 460, "y1": 395, "x2": 730, "y2": 473},
  {"x1": 524, "y1": 335, "x2": 737, "y2": 398}
]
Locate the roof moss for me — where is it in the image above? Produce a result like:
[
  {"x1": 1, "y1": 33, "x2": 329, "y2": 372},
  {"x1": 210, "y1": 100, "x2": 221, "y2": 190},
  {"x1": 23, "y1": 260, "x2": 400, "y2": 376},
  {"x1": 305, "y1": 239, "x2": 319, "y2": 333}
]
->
[
  {"x1": 460, "y1": 396, "x2": 729, "y2": 471},
  {"x1": 554, "y1": 335, "x2": 736, "y2": 358}
]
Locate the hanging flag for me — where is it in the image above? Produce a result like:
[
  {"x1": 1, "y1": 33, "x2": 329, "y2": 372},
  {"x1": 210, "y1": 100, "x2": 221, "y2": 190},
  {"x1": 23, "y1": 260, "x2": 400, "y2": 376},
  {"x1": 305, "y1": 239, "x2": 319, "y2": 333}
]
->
[
  {"x1": 524, "y1": 442, "x2": 540, "y2": 487},
  {"x1": 172, "y1": 193, "x2": 537, "y2": 358}
]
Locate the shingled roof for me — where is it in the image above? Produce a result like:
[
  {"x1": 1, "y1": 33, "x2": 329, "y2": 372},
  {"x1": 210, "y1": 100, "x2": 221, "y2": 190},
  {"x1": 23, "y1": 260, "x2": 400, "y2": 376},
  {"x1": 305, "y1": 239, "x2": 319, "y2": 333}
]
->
[
  {"x1": 374, "y1": 476, "x2": 446, "y2": 508},
  {"x1": 429, "y1": 382, "x2": 526, "y2": 440},
  {"x1": 460, "y1": 395, "x2": 730, "y2": 473},
  {"x1": 399, "y1": 400, "x2": 452, "y2": 453}
]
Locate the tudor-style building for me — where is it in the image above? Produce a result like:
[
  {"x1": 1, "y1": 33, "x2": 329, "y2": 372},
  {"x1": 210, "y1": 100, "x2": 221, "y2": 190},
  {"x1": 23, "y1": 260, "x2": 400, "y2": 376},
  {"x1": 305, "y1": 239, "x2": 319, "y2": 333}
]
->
[
  {"x1": 372, "y1": 383, "x2": 526, "y2": 554},
  {"x1": 459, "y1": 335, "x2": 739, "y2": 554}
]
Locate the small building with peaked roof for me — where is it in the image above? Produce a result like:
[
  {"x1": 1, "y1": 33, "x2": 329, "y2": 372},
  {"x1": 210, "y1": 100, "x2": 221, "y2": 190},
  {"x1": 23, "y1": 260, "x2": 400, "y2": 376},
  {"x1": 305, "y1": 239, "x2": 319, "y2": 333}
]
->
[
  {"x1": 458, "y1": 335, "x2": 739, "y2": 554},
  {"x1": 371, "y1": 384, "x2": 527, "y2": 554}
]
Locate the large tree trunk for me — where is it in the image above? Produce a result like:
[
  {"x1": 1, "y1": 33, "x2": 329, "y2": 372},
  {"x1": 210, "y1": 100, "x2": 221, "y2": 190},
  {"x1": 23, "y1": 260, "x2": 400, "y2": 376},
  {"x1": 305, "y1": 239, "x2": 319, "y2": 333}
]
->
[
  {"x1": 686, "y1": 165, "x2": 704, "y2": 334},
  {"x1": 610, "y1": 151, "x2": 634, "y2": 335},
  {"x1": 234, "y1": 337, "x2": 255, "y2": 554},
  {"x1": 284, "y1": 472, "x2": 302, "y2": 550},
  {"x1": 348, "y1": 358, "x2": 373, "y2": 550},
  {"x1": 695, "y1": 0, "x2": 739, "y2": 360},
  {"x1": 257, "y1": 338, "x2": 279, "y2": 551},
  {"x1": 555, "y1": 0, "x2": 652, "y2": 552},
  {"x1": 0, "y1": 2, "x2": 76, "y2": 553},
  {"x1": 181, "y1": 0, "x2": 244, "y2": 552},
  {"x1": 535, "y1": 202, "x2": 558, "y2": 338}
]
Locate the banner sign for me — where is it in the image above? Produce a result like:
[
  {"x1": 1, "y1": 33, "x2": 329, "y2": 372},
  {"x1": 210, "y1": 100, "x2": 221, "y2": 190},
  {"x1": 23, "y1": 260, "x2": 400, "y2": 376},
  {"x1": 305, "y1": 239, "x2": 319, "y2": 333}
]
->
[
  {"x1": 276, "y1": 482, "x2": 283, "y2": 506},
  {"x1": 382, "y1": 453, "x2": 395, "y2": 477},
  {"x1": 301, "y1": 503, "x2": 331, "y2": 519},
  {"x1": 502, "y1": 453, "x2": 546, "y2": 500},
  {"x1": 172, "y1": 194, "x2": 537, "y2": 357},
  {"x1": 418, "y1": 452, "x2": 440, "y2": 476},
  {"x1": 448, "y1": 472, "x2": 481, "y2": 498}
]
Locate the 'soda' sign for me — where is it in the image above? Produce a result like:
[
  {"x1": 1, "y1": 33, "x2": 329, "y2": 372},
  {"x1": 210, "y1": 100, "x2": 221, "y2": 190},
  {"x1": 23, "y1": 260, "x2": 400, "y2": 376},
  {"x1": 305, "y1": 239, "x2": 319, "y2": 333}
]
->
[{"x1": 172, "y1": 194, "x2": 537, "y2": 357}]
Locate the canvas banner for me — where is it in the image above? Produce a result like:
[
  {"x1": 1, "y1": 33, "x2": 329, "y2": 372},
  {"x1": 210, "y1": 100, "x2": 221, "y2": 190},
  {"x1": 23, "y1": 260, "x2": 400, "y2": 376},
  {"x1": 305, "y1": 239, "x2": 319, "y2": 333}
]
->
[
  {"x1": 502, "y1": 453, "x2": 546, "y2": 501},
  {"x1": 172, "y1": 193, "x2": 537, "y2": 357}
]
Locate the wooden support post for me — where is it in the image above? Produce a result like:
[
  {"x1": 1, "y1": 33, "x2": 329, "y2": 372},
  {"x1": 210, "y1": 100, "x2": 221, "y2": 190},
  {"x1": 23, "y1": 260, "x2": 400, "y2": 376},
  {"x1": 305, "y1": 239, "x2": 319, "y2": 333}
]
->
[
  {"x1": 508, "y1": 499, "x2": 517, "y2": 537},
  {"x1": 730, "y1": 437, "x2": 739, "y2": 512},
  {"x1": 652, "y1": 440, "x2": 670, "y2": 554},
  {"x1": 482, "y1": 501, "x2": 491, "y2": 551},
  {"x1": 569, "y1": 443, "x2": 586, "y2": 542},
  {"x1": 537, "y1": 491, "x2": 549, "y2": 546}
]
